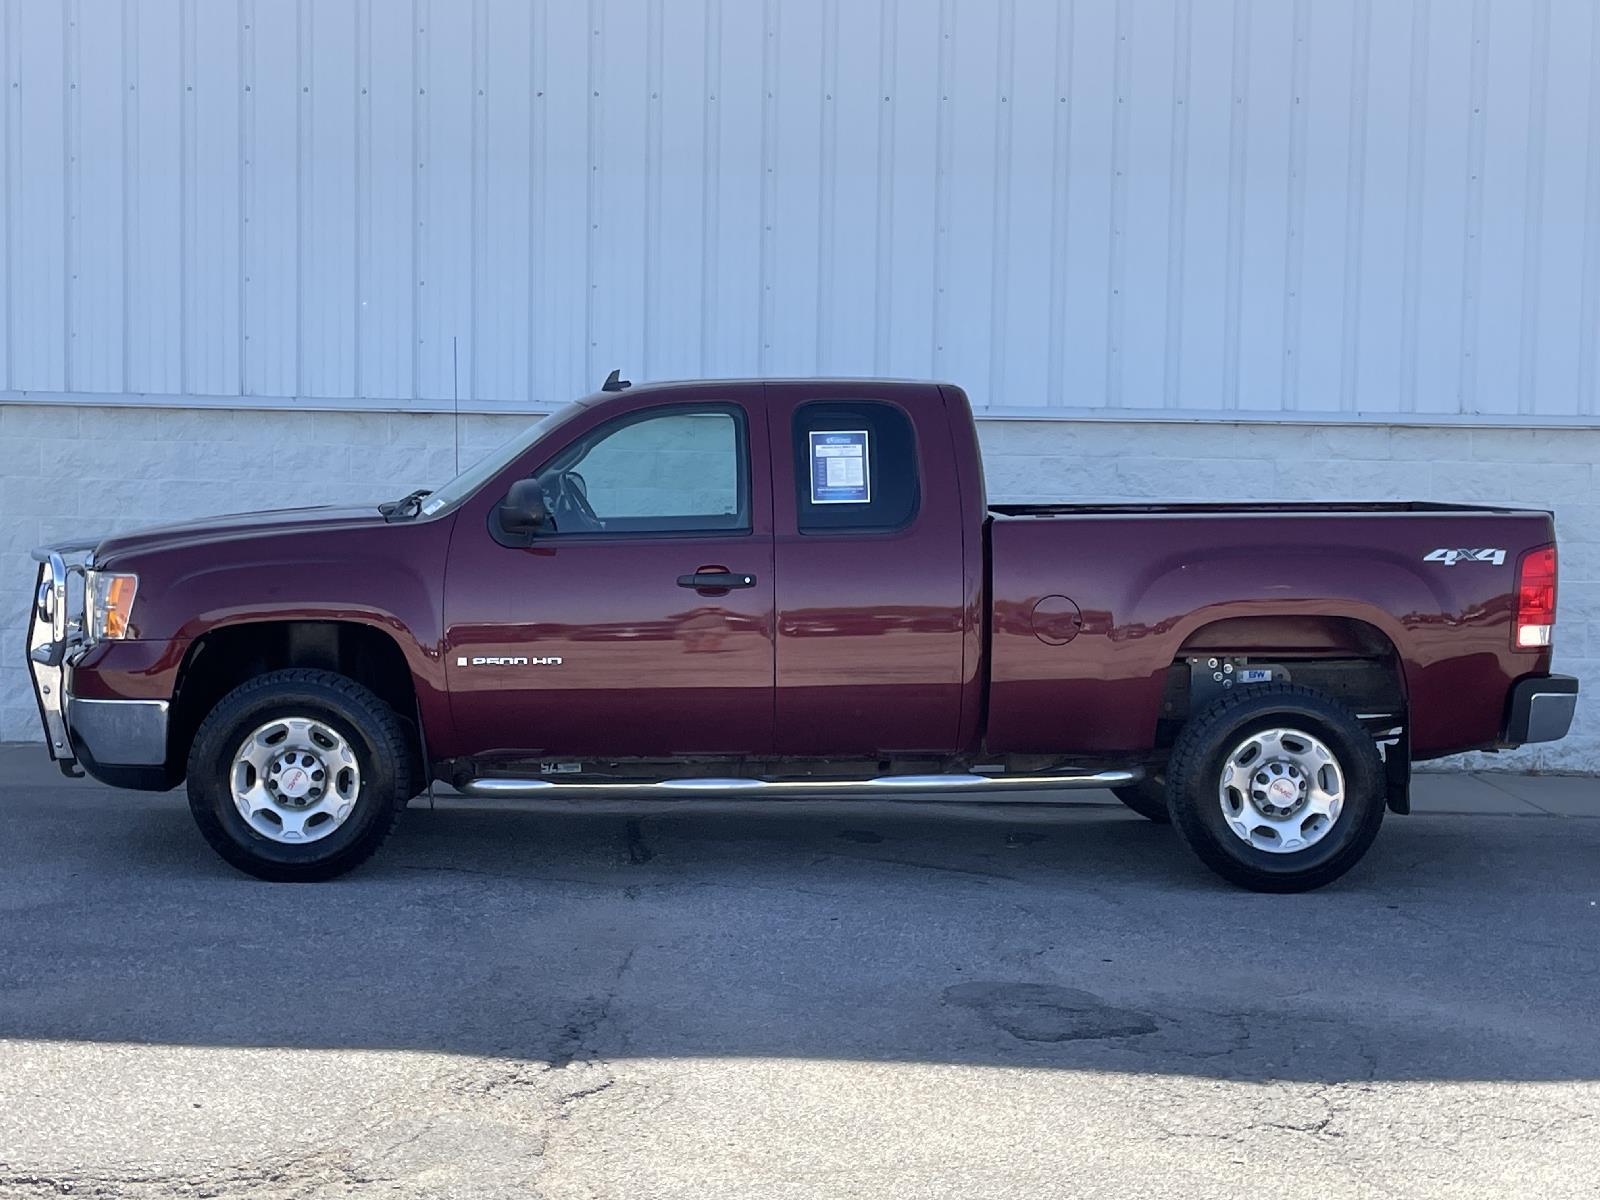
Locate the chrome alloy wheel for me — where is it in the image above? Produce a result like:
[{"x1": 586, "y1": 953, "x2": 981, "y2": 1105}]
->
[
  {"x1": 229, "y1": 717, "x2": 362, "y2": 844},
  {"x1": 1217, "y1": 727, "x2": 1344, "y2": 854}
]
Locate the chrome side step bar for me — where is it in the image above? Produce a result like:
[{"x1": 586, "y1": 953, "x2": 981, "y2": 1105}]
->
[{"x1": 456, "y1": 769, "x2": 1140, "y2": 801}]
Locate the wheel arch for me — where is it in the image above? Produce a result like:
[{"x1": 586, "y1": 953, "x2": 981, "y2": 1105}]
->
[
  {"x1": 1171, "y1": 620, "x2": 1408, "y2": 819},
  {"x1": 168, "y1": 619, "x2": 423, "y2": 784},
  {"x1": 1177, "y1": 613, "x2": 1402, "y2": 661},
  {"x1": 1167, "y1": 614, "x2": 1411, "y2": 815}
]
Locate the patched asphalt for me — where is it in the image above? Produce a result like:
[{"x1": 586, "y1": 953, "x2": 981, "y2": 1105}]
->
[{"x1": 1, "y1": 749, "x2": 1596, "y2": 1198}]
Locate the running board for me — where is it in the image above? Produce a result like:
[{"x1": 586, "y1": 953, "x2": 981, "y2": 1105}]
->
[{"x1": 455, "y1": 769, "x2": 1141, "y2": 801}]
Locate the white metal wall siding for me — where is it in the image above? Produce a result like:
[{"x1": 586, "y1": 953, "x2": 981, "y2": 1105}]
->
[{"x1": 2, "y1": 0, "x2": 1598, "y2": 421}]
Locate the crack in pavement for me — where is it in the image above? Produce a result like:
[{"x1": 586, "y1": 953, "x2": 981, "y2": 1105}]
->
[{"x1": 0, "y1": 1144, "x2": 394, "y2": 1199}]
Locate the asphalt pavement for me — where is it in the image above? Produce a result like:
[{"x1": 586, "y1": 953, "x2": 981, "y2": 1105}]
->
[{"x1": 1, "y1": 744, "x2": 1596, "y2": 1199}]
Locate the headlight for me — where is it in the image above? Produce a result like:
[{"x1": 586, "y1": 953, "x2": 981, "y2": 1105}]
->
[{"x1": 86, "y1": 571, "x2": 139, "y2": 640}]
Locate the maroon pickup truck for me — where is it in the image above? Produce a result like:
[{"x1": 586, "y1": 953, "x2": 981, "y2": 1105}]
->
[{"x1": 26, "y1": 377, "x2": 1577, "y2": 890}]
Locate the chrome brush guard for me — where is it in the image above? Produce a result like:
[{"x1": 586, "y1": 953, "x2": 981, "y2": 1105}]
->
[{"x1": 25, "y1": 542, "x2": 96, "y2": 767}]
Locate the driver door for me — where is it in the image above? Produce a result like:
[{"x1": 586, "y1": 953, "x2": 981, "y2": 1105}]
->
[{"x1": 443, "y1": 396, "x2": 776, "y2": 760}]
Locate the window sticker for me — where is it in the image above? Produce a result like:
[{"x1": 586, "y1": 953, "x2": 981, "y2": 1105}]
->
[{"x1": 808, "y1": 430, "x2": 870, "y2": 503}]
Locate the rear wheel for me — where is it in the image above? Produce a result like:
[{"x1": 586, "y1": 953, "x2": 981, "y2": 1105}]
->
[
  {"x1": 1166, "y1": 684, "x2": 1385, "y2": 892},
  {"x1": 186, "y1": 669, "x2": 414, "y2": 881},
  {"x1": 1112, "y1": 779, "x2": 1170, "y2": 824}
]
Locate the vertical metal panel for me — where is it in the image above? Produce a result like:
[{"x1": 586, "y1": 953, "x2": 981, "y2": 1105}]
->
[
  {"x1": 12, "y1": 0, "x2": 67, "y2": 392},
  {"x1": 1335, "y1": 0, "x2": 1370, "y2": 415},
  {"x1": 533, "y1": 0, "x2": 586, "y2": 399},
  {"x1": 128, "y1": 0, "x2": 182, "y2": 395},
  {"x1": 73, "y1": 0, "x2": 128, "y2": 394},
  {"x1": 1294, "y1": 0, "x2": 1354, "y2": 414},
  {"x1": 648, "y1": 0, "x2": 707, "y2": 383},
  {"x1": 1473, "y1": 0, "x2": 1533, "y2": 416},
  {"x1": 359, "y1": 0, "x2": 414, "y2": 402},
  {"x1": 187, "y1": 0, "x2": 245, "y2": 398},
  {"x1": 1171, "y1": 0, "x2": 1230, "y2": 411},
  {"x1": 1, "y1": 0, "x2": 1597, "y2": 421},
  {"x1": 1351, "y1": 0, "x2": 1411, "y2": 413},
  {"x1": 593, "y1": 0, "x2": 649, "y2": 382},
  {"x1": 0, "y1": 0, "x2": 11, "y2": 390},
  {"x1": 1410, "y1": 0, "x2": 1465, "y2": 417},
  {"x1": 820, "y1": 0, "x2": 878, "y2": 375},
  {"x1": 1002, "y1": 0, "x2": 1061, "y2": 411},
  {"x1": 704, "y1": 0, "x2": 760, "y2": 379},
  {"x1": 300, "y1": 0, "x2": 358, "y2": 400},
  {"x1": 1116, "y1": 0, "x2": 1176, "y2": 411},
  {"x1": 883, "y1": 0, "x2": 937, "y2": 376},
  {"x1": 477, "y1": 0, "x2": 533, "y2": 404},
  {"x1": 243, "y1": 0, "x2": 296, "y2": 398},
  {"x1": 417, "y1": 0, "x2": 471, "y2": 401},
  {"x1": 768, "y1": 0, "x2": 823, "y2": 377},
  {"x1": 1534, "y1": 0, "x2": 1595, "y2": 417},
  {"x1": 1235, "y1": 0, "x2": 1292, "y2": 415},
  {"x1": 1573, "y1": 0, "x2": 1600, "y2": 418}
]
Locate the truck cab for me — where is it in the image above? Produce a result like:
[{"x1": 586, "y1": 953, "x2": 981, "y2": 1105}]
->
[{"x1": 438, "y1": 378, "x2": 984, "y2": 764}]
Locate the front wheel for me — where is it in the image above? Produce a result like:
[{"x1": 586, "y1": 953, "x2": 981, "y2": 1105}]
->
[
  {"x1": 1165, "y1": 684, "x2": 1386, "y2": 892},
  {"x1": 186, "y1": 669, "x2": 415, "y2": 881}
]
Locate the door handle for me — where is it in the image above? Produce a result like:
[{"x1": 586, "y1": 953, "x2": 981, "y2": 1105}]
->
[{"x1": 677, "y1": 570, "x2": 757, "y2": 590}]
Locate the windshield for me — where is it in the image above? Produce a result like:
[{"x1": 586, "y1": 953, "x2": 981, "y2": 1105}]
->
[{"x1": 418, "y1": 401, "x2": 586, "y2": 517}]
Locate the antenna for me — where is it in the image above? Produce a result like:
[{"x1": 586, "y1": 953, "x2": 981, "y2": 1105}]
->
[
  {"x1": 452, "y1": 335, "x2": 461, "y2": 474},
  {"x1": 601, "y1": 368, "x2": 632, "y2": 392}
]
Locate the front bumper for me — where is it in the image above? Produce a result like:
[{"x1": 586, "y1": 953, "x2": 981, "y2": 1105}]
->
[
  {"x1": 25, "y1": 549, "x2": 169, "y2": 777},
  {"x1": 1503, "y1": 674, "x2": 1580, "y2": 746}
]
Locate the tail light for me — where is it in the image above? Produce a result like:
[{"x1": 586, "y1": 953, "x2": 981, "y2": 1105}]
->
[{"x1": 1513, "y1": 544, "x2": 1556, "y2": 650}]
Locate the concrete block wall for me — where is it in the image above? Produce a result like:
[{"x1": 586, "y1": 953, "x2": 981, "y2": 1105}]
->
[{"x1": 2, "y1": 403, "x2": 1593, "y2": 772}]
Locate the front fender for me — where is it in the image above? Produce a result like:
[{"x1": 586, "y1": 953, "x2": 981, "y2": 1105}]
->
[{"x1": 89, "y1": 515, "x2": 458, "y2": 755}]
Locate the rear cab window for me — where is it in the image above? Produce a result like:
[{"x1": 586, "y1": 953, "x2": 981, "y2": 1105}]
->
[{"x1": 791, "y1": 400, "x2": 920, "y2": 534}]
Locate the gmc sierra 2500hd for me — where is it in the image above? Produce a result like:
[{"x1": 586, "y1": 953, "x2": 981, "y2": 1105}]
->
[{"x1": 26, "y1": 377, "x2": 1578, "y2": 890}]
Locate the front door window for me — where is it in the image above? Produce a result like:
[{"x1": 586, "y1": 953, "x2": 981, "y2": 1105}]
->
[{"x1": 537, "y1": 407, "x2": 748, "y2": 536}]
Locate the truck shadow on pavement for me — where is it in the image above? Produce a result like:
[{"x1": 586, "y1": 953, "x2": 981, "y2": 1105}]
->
[{"x1": 6, "y1": 783, "x2": 1599, "y2": 1086}]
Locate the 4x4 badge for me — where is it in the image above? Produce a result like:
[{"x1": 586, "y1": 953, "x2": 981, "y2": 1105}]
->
[{"x1": 1424, "y1": 548, "x2": 1506, "y2": 566}]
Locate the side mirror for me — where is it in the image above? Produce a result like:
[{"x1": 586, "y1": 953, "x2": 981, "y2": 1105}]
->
[{"x1": 496, "y1": 478, "x2": 550, "y2": 536}]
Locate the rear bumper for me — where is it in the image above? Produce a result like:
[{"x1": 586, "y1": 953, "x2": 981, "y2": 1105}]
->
[{"x1": 1503, "y1": 674, "x2": 1579, "y2": 746}]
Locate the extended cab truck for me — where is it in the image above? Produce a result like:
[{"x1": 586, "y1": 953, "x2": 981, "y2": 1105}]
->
[{"x1": 25, "y1": 378, "x2": 1579, "y2": 891}]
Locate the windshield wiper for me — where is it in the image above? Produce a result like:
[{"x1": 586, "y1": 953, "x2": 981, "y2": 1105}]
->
[{"x1": 380, "y1": 488, "x2": 433, "y2": 520}]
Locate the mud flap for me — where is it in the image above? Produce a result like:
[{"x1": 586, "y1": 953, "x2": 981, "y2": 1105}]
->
[{"x1": 1383, "y1": 723, "x2": 1411, "y2": 815}]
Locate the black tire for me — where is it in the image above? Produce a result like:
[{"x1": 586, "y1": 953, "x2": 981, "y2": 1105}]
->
[
  {"x1": 186, "y1": 669, "x2": 414, "y2": 882},
  {"x1": 1166, "y1": 684, "x2": 1385, "y2": 892},
  {"x1": 1112, "y1": 779, "x2": 1171, "y2": 824}
]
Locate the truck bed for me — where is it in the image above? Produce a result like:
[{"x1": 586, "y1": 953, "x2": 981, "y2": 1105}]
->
[
  {"x1": 983, "y1": 502, "x2": 1557, "y2": 760},
  {"x1": 991, "y1": 500, "x2": 1534, "y2": 518}
]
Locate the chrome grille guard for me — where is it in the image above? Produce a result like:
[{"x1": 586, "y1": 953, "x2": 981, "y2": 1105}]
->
[{"x1": 25, "y1": 542, "x2": 96, "y2": 768}]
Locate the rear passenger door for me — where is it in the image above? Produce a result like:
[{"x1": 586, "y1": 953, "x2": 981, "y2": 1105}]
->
[{"x1": 767, "y1": 383, "x2": 969, "y2": 756}]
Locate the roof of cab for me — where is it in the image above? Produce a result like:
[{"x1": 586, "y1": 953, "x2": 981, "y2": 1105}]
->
[
  {"x1": 575, "y1": 375, "x2": 955, "y2": 403},
  {"x1": 566, "y1": 380, "x2": 953, "y2": 419}
]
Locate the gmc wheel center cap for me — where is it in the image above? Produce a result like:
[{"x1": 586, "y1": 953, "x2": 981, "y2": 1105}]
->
[{"x1": 278, "y1": 765, "x2": 312, "y2": 799}]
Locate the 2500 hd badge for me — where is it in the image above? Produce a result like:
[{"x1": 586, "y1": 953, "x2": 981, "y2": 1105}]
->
[{"x1": 456, "y1": 656, "x2": 563, "y2": 667}]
